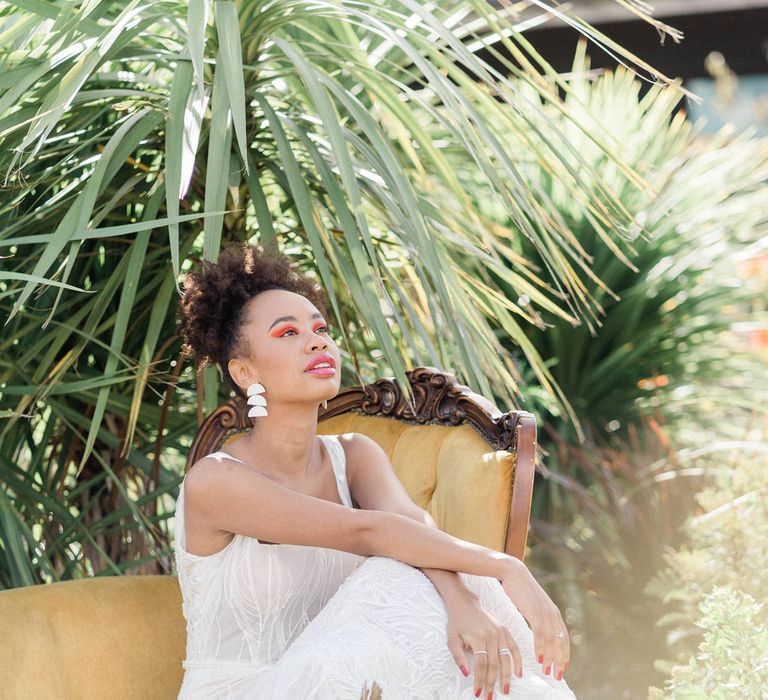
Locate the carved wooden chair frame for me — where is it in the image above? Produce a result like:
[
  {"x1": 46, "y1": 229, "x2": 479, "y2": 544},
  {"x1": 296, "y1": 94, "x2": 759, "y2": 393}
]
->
[{"x1": 187, "y1": 366, "x2": 536, "y2": 560}]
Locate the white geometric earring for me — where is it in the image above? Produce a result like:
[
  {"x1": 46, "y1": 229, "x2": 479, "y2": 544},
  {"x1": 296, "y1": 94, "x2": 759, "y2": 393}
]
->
[
  {"x1": 322, "y1": 399, "x2": 328, "y2": 410},
  {"x1": 247, "y1": 382, "x2": 268, "y2": 417}
]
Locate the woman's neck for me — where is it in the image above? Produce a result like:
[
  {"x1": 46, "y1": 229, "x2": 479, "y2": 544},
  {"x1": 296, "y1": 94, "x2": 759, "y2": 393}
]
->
[{"x1": 235, "y1": 410, "x2": 323, "y2": 480}]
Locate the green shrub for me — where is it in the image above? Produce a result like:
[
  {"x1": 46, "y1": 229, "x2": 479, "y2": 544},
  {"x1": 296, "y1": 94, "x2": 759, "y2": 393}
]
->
[
  {"x1": 647, "y1": 438, "x2": 768, "y2": 698},
  {"x1": 648, "y1": 586, "x2": 768, "y2": 700}
]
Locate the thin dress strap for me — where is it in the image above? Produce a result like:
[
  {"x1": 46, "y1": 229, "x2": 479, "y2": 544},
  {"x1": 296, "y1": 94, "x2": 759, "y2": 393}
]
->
[
  {"x1": 321, "y1": 434, "x2": 353, "y2": 508},
  {"x1": 204, "y1": 451, "x2": 246, "y2": 464}
]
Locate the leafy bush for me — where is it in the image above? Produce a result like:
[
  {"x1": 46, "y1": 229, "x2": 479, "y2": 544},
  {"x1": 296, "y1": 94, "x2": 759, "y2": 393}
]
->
[
  {"x1": 646, "y1": 434, "x2": 768, "y2": 698},
  {"x1": 648, "y1": 587, "x2": 768, "y2": 700}
]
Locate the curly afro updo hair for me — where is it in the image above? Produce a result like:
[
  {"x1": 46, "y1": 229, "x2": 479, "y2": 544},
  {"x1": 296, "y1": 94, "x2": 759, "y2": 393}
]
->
[{"x1": 176, "y1": 242, "x2": 330, "y2": 397}]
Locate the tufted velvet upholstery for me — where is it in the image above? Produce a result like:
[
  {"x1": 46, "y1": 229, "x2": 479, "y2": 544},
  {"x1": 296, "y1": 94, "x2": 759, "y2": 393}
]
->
[{"x1": 0, "y1": 368, "x2": 535, "y2": 700}]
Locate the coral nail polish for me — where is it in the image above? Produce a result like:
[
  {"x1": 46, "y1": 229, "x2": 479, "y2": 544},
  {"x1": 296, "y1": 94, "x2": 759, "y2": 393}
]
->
[
  {"x1": 460, "y1": 666, "x2": 469, "y2": 677},
  {"x1": 544, "y1": 664, "x2": 551, "y2": 676},
  {"x1": 537, "y1": 655, "x2": 543, "y2": 664},
  {"x1": 487, "y1": 693, "x2": 493, "y2": 700},
  {"x1": 556, "y1": 671, "x2": 563, "y2": 681},
  {"x1": 474, "y1": 689, "x2": 481, "y2": 698},
  {"x1": 503, "y1": 683, "x2": 510, "y2": 694}
]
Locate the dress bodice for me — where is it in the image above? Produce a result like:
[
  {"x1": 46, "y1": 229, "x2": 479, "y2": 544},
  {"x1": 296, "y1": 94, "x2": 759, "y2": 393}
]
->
[{"x1": 173, "y1": 434, "x2": 365, "y2": 675}]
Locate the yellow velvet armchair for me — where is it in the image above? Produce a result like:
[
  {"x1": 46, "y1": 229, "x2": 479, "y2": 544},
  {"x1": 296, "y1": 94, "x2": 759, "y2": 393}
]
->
[{"x1": 0, "y1": 367, "x2": 536, "y2": 700}]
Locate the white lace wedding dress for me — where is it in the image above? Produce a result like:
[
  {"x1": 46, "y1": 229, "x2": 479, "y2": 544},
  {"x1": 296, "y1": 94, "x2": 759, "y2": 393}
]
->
[{"x1": 174, "y1": 433, "x2": 577, "y2": 699}]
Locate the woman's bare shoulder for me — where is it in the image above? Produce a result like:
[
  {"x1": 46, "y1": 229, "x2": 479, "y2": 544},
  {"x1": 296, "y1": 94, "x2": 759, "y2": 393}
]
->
[
  {"x1": 334, "y1": 432, "x2": 377, "y2": 483},
  {"x1": 333, "y1": 432, "x2": 363, "y2": 457},
  {"x1": 185, "y1": 452, "x2": 245, "y2": 479}
]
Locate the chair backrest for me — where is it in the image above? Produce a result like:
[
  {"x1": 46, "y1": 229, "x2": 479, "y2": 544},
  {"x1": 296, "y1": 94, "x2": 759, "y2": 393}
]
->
[{"x1": 188, "y1": 366, "x2": 536, "y2": 559}]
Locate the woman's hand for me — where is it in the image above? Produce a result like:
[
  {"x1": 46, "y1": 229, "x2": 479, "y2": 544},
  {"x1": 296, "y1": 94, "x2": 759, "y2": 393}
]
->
[
  {"x1": 500, "y1": 558, "x2": 570, "y2": 681},
  {"x1": 445, "y1": 593, "x2": 522, "y2": 698}
]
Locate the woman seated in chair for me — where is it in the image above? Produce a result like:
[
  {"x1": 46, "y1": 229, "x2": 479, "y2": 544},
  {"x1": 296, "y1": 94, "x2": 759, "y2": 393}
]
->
[{"x1": 174, "y1": 242, "x2": 577, "y2": 700}]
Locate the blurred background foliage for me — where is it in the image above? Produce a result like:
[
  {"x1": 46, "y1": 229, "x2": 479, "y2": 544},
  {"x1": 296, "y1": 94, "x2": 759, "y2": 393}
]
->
[
  {"x1": 1, "y1": 2, "x2": 766, "y2": 699},
  {"x1": 524, "y1": 48, "x2": 767, "y2": 699},
  {"x1": 518, "y1": 52, "x2": 767, "y2": 699},
  {"x1": 431, "y1": 39, "x2": 768, "y2": 699}
]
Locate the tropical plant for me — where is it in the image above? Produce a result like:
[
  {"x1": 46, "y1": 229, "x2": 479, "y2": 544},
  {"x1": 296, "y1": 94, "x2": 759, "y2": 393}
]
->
[
  {"x1": 0, "y1": 1, "x2": 684, "y2": 588},
  {"x1": 455, "y1": 43, "x2": 768, "y2": 444}
]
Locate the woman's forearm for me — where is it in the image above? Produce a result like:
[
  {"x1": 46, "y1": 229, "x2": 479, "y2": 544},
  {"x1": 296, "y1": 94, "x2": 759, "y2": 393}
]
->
[
  {"x1": 406, "y1": 509, "x2": 480, "y2": 605},
  {"x1": 362, "y1": 508, "x2": 519, "y2": 581}
]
